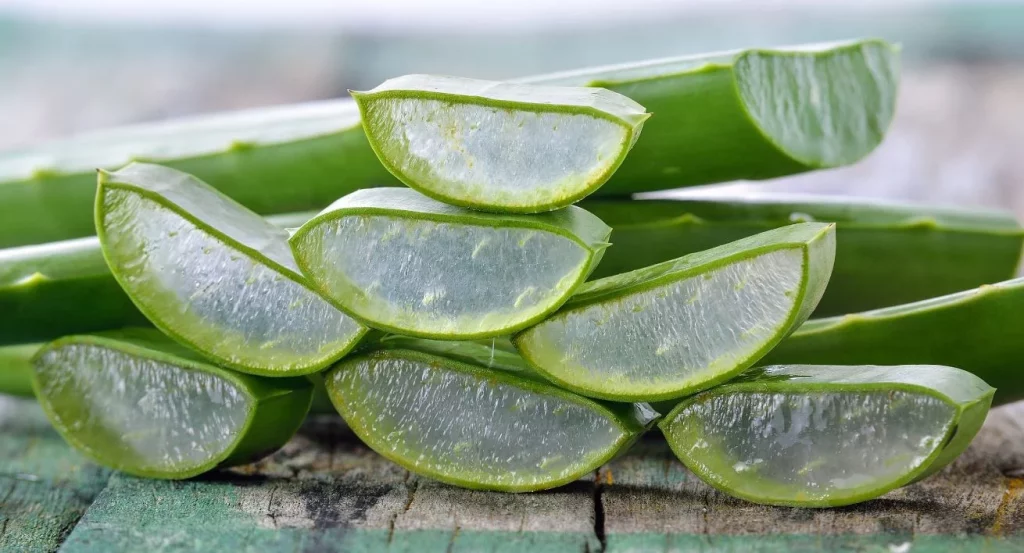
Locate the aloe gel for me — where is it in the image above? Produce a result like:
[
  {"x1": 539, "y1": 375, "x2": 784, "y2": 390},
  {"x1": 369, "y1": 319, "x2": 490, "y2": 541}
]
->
[
  {"x1": 660, "y1": 364, "x2": 994, "y2": 507},
  {"x1": 515, "y1": 223, "x2": 835, "y2": 401},
  {"x1": 290, "y1": 188, "x2": 611, "y2": 339},
  {"x1": 354, "y1": 75, "x2": 649, "y2": 213},
  {"x1": 32, "y1": 329, "x2": 313, "y2": 479},
  {"x1": 324, "y1": 337, "x2": 656, "y2": 492},
  {"x1": 96, "y1": 163, "x2": 367, "y2": 376}
]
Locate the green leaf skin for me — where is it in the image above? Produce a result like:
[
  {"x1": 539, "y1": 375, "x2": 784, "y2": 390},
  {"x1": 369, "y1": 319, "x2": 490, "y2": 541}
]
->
[
  {"x1": 660, "y1": 364, "x2": 993, "y2": 508},
  {"x1": 290, "y1": 188, "x2": 611, "y2": 340},
  {"x1": 0, "y1": 342, "x2": 38, "y2": 397},
  {"x1": 354, "y1": 75, "x2": 649, "y2": 213},
  {"x1": 97, "y1": 163, "x2": 368, "y2": 376},
  {"x1": 0, "y1": 211, "x2": 314, "y2": 346},
  {"x1": 32, "y1": 329, "x2": 313, "y2": 480},
  {"x1": 514, "y1": 223, "x2": 835, "y2": 402},
  {"x1": 583, "y1": 193, "x2": 1024, "y2": 317},
  {"x1": 324, "y1": 338, "x2": 657, "y2": 492},
  {"x1": 525, "y1": 39, "x2": 899, "y2": 195},
  {"x1": 0, "y1": 38, "x2": 895, "y2": 248},
  {"x1": 765, "y1": 277, "x2": 1024, "y2": 406}
]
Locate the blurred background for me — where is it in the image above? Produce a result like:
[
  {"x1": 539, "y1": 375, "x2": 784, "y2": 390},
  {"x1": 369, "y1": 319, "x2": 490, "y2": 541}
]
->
[{"x1": 1, "y1": 0, "x2": 1023, "y2": 219}]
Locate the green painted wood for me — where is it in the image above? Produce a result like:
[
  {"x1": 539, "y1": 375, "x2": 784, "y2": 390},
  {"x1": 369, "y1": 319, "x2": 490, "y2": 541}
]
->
[{"x1": 0, "y1": 397, "x2": 111, "y2": 553}]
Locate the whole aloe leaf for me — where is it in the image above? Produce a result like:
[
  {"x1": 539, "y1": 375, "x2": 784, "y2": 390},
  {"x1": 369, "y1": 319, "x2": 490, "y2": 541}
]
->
[
  {"x1": 0, "y1": 343, "x2": 37, "y2": 397},
  {"x1": 583, "y1": 193, "x2": 1023, "y2": 316},
  {"x1": 765, "y1": 277, "x2": 1024, "y2": 405},
  {"x1": 661, "y1": 364, "x2": 993, "y2": 508},
  {"x1": 0, "y1": 39, "x2": 896, "y2": 248}
]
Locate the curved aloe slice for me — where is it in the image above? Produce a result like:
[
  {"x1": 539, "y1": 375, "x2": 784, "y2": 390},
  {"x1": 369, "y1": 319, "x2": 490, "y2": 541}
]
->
[
  {"x1": 529, "y1": 39, "x2": 898, "y2": 194},
  {"x1": 354, "y1": 75, "x2": 649, "y2": 213},
  {"x1": 32, "y1": 329, "x2": 313, "y2": 479},
  {"x1": 767, "y1": 277, "x2": 1024, "y2": 406},
  {"x1": 324, "y1": 338, "x2": 656, "y2": 491},
  {"x1": 583, "y1": 193, "x2": 1024, "y2": 316},
  {"x1": 660, "y1": 364, "x2": 994, "y2": 508},
  {"x1": 0, "y1": 343, "x2": 38, "y2": 397},
  {"x1": 514, "y1": 223, "x2": 834, "y2": 401},
  {"x1": 97, "y1": 163, "x2": 366, "y2": 375},
  {"x1": 290, "y1": 188, "x2": 611, "y2": 339}
]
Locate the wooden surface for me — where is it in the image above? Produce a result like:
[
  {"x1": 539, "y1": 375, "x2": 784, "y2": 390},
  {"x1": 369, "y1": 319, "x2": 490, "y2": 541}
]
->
[{"x1": 1, "y1": 395, "x2": 1023, "y2": 552}]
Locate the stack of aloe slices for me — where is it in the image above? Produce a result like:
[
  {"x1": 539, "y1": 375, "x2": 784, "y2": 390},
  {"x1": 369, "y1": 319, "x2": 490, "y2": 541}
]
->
[{"x1": 1, "y1": 38, "x2": 1021, "y2": 507}]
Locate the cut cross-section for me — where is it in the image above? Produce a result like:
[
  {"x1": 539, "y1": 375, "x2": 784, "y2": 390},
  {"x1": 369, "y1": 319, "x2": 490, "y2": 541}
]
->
[
  {"x1": 96, "y1": 163, "x2": 367, "y2": 375},
  {"x1": 354, "y1": 75, "x2": 649, "y2": 213},
  {"x1": 660, "y1": 364, "x2": 994, "y2": 507},
  {"x1": 324, "y1": 338, "x2": 656, "y2": 492},
  {"x1": 31, "y1": 329, "x2": 313, "y2": 479},
  {"x1": 514, "y1": 223, "x2": 835, "y2": 401},
  {"x1": 290, "y1": 188, "x2": 611, "y2": 339}
]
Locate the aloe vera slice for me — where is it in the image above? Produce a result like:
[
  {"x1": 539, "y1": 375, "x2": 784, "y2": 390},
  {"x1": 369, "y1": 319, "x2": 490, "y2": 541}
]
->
[
  {"x1": 0, "y1": 343, "x2": 37, "y2": 397},
  {"x1": 767, "y1": 277, "x2": 1024, "y2": 406},
  {"x1": 514, "y1": 223, "x2": 834, "y2": 402},
  {"x1": 32, "y1": 329, "x2": 313, "y2": 479},
  {"x1": 290, "y1": 187, "x2": 611, "y2": 339},
  {"x1": 353, "y1": 75, "x2": 649, "y2": 213},
  {"x1": 324, "y1": 337, "x2": 656, "y2": 492},
  {"x1": 583, "y1": 193, "x2": 1024, "y2": 316},
  {"x1": 660, "y1": 364, "x2": 993, "y2": 508},
  {"x1": 1, "y1": 39, "x2": 895, "y2": 249},
  {"x1": 96, "y1": 163, "x2": 366, "y2": 375},
  {"x1": 529, "y1": 39, "x2": 898, "y2": 194}
]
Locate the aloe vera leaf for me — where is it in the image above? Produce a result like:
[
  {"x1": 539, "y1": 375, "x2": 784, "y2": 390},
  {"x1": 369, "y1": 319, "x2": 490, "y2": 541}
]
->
[
  {"x1": 583, "y1": 193, "x2": 1024, "y2": 316},
  {"x1": 513, "y1": 223, "x2": 835, "y2": 402},
  {"x1": 659, "y1": 364, "x2": 993, "y2": 508},
  {"x1": 0, "y1": 211, "x2": 314, "y2": 346},
  {"x1": 353, "y1": 75, "x2": 649, "y2": 213},
  {"x1": 96, "y1": 163, "x2": 367, "y2": 375},
  {"x1": 765, "y1": 277, "x2": 1024, "y2": 406},
  {"x1": 0, "y1": 343, "x2": 38, "y2": 397},
  {"x1": 324, "y1": 337, "x2": 657, "y2": 492},
  {"x1": 0, "y1": 39, "x2": 896, "y2": 249},
  {"x1": 32, "y1": 328, "x2": 313, "y2": 479},
  {"x1": 290, "y1": 187, "x2": 611, "y2": 339},
  {"x1": 525, "y1": 39, "x2": 899, "y2": 195}
]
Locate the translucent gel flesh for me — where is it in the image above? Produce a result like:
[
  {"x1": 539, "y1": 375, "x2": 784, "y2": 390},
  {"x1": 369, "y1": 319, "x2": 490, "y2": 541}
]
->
[
  {"x1": 300, "y1": 216, "x2": 588, "y2": 336},
  {"x1": 667, "y1": 390, "x2": 956, "y2": 501},
  {"x1": 367, "y1": 98, "x2": 627, "y2": 207},
  {"x1": 523, "y1": 249, "x2": 803, "y2": 396},
  {"x1": 102, "y1": 188, "x2": 363, "y2": 371},
  {"x1": 35, "y1": 344, "x2": 250, "y2": 473},
  {"x1": 331, "y1": 355, "x2": 625, "y2": 488}
]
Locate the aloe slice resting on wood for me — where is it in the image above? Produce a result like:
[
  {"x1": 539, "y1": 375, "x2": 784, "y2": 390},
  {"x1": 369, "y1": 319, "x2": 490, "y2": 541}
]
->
[
  {"x1": 767, "y1": 277, "x2": 1024, "y2": 405},
  {"x1": 0, "y1": 211, "x2": 315, "y2": 346},
  {"x1": 324, "y1": 337, "x2": 657, "y2": 492},
  {"x1": 97, "y1": 163, "x2": 366, "y2": 375},
  {"x1": 290, "y1": 187, "x2": 611, "y2": 339},
  {"x1": 515, "y1": 222, "x2": 835, "y2": 401},
  {"x1": 32, "y1": 329, "x2": 313, "y2": 479},
  {"x1": 354, "y1": 75, "x2": 649, "y2": 213},
  {"x1": 660, "y1": 364, "x2": 993, "y2": 508},
  {"x1": 0, "y1": 39, "x2": 895, "y2": 248},
  {"x1": 583, "y1": 192, "x2": 1024, "y2": 316}
]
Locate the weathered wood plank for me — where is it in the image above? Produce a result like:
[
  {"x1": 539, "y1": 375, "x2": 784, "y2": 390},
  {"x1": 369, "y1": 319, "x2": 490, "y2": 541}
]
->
[{"x1": 0, "y1": 396, "x2": 111, "y2": 553}]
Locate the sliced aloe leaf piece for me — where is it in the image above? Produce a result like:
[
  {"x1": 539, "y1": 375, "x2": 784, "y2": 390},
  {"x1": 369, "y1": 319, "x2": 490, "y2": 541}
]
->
[
  {"x1": 0, "y1": 342, "x2": 38, "y2": 397},
  {"x1": 767, "y1": 277, "x2": 1024, "y2": 406},
  {"x1": 96, "y1": 163, "x2": 366, "y2": 375},
  {"x1": 660, "y1": 364, "x2": 994, "y2": 508},
  {"x1": 290, "y1": 187, "x2": 611, "y2": 339},
  {"x1": 583, "y1": 192, "x2": 1024, "y2": 316},
  {"x1": 353, "y1": 75, "x2": 649, "y2": 213},
  {"x1": 324, "y1": 337, "x2": 657, "y2": 492},
  {"x1": 32, "y1": 329, "x2": 313, "y2": 479},
  {"x1": 514, "y1": 223, "x2": 834, "y2": 402},
  {"x1": 529, "y1": 39, "x2": 899, "y2": 194}
]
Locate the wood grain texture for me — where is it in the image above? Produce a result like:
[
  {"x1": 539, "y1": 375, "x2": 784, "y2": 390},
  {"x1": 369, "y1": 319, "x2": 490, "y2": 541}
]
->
[{"x1": 2, "y1": 397, "x2": 1023, "y2": 552}]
